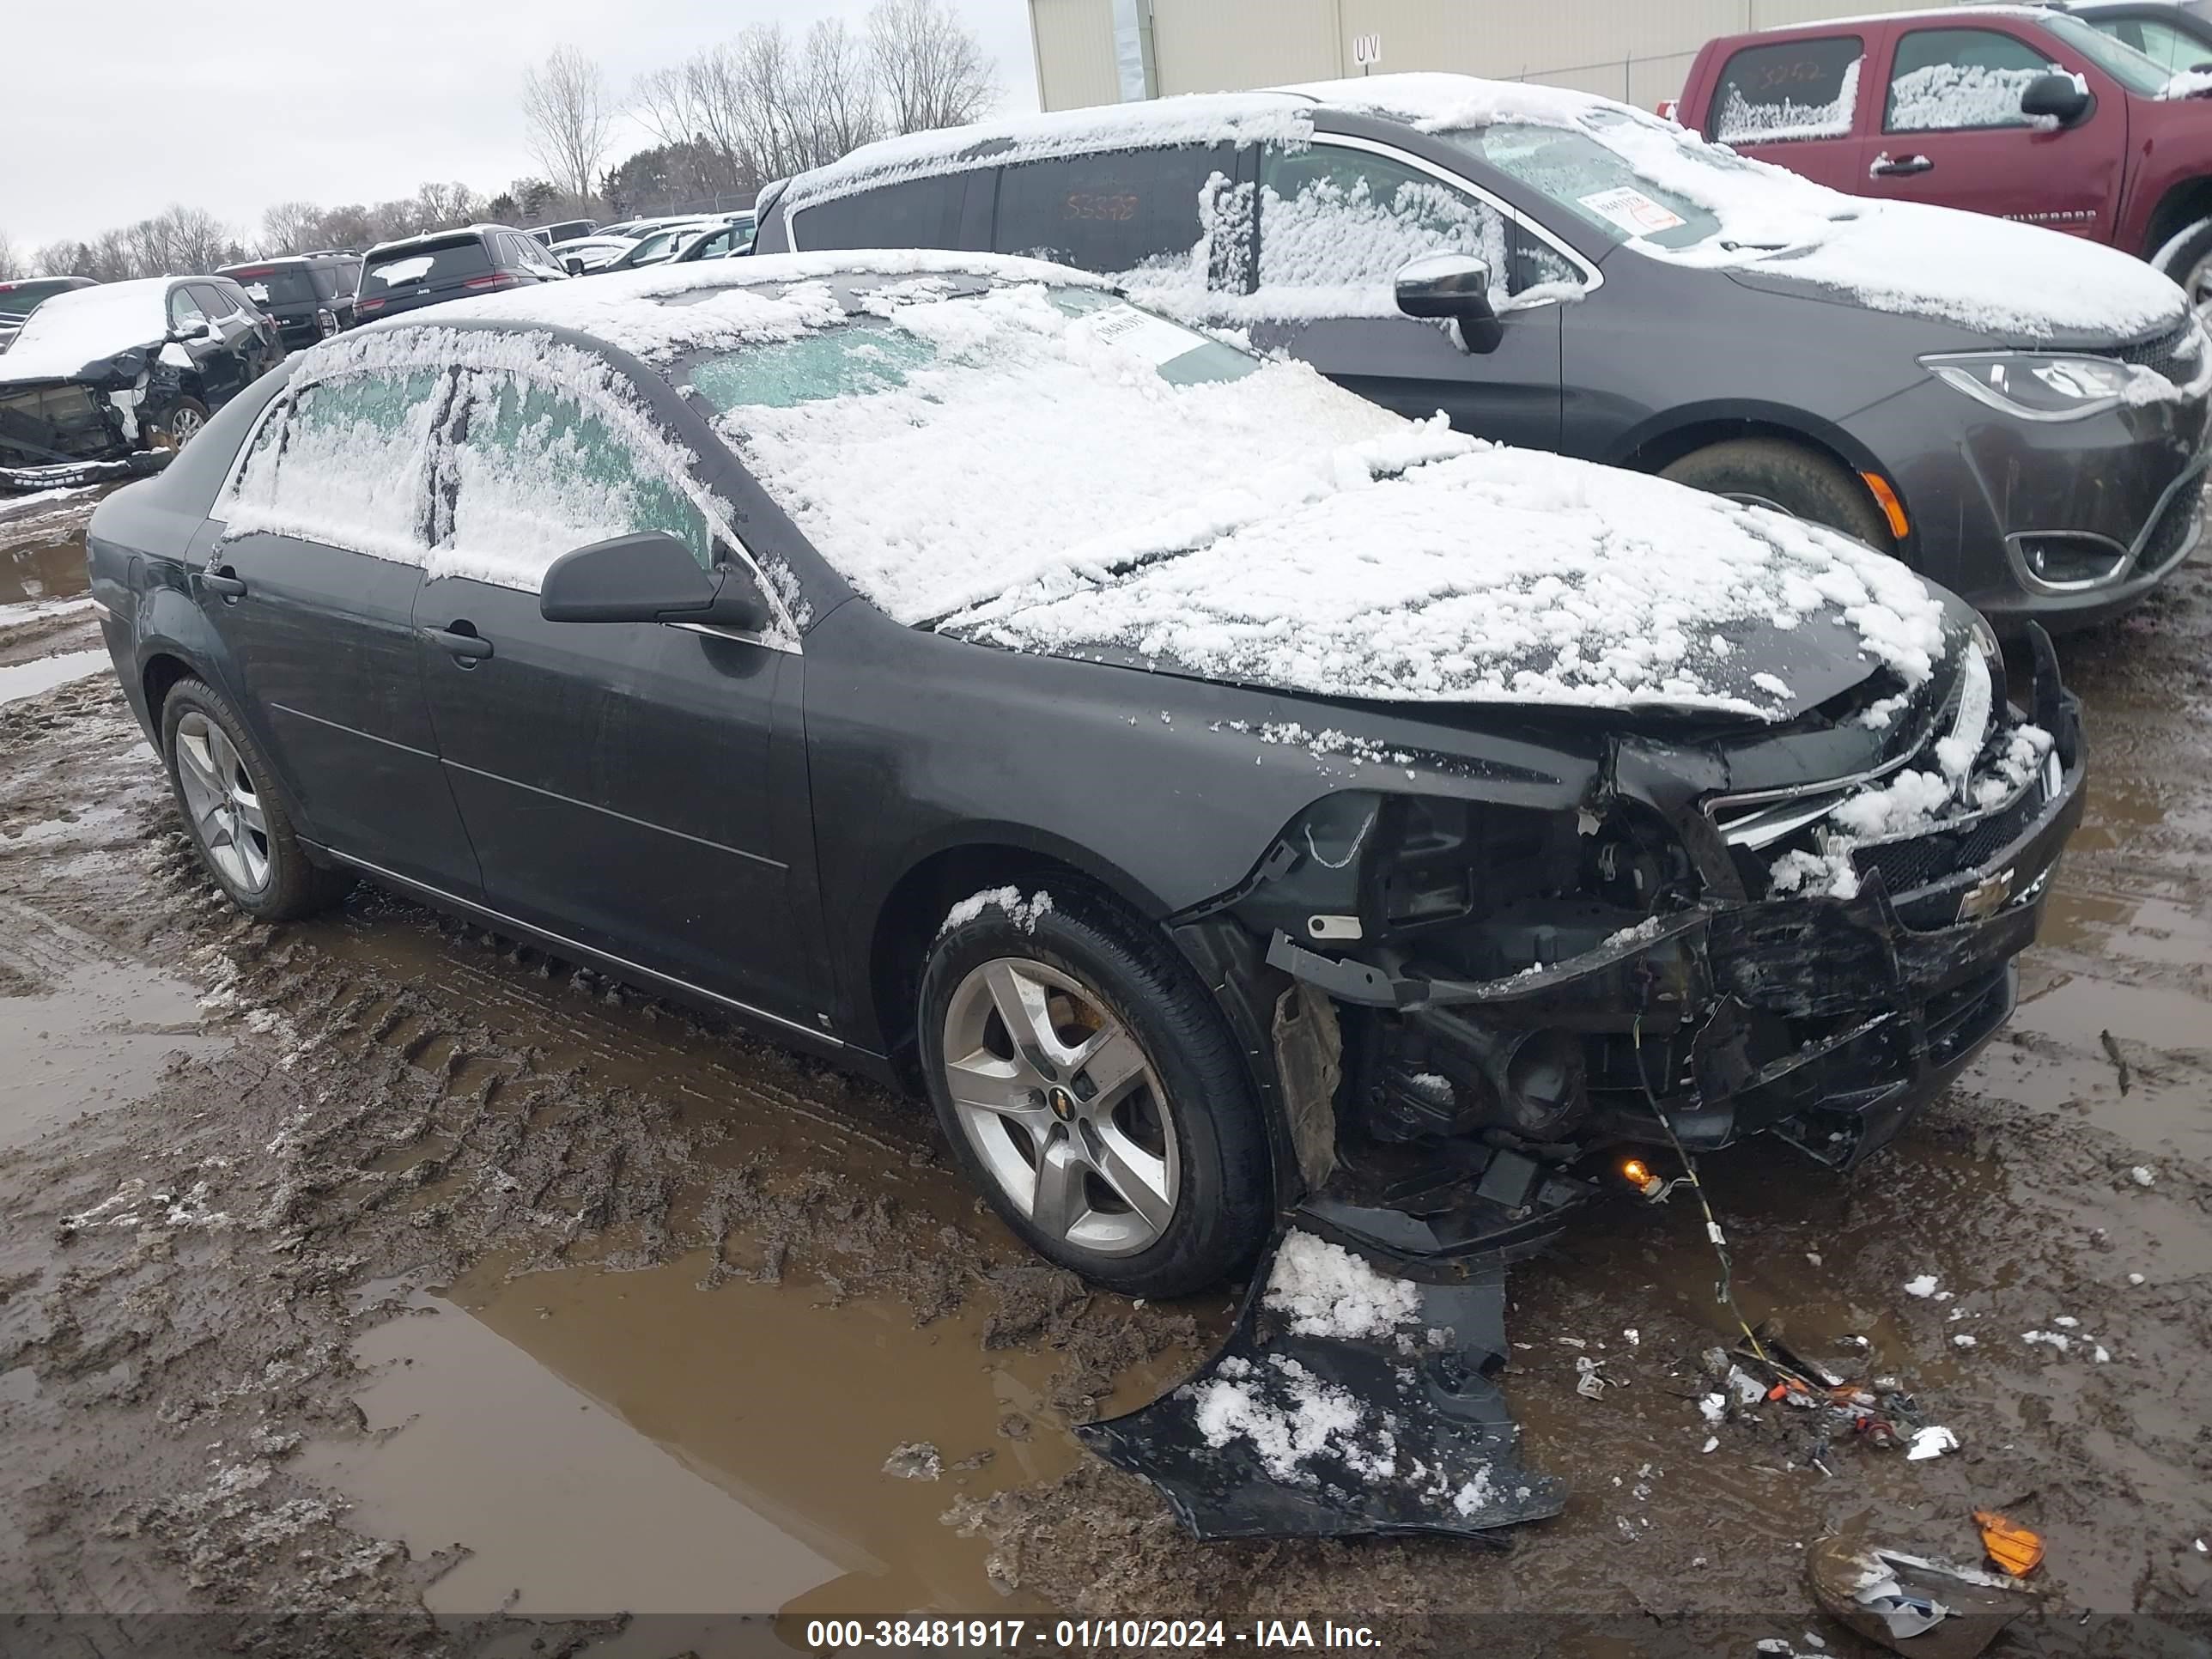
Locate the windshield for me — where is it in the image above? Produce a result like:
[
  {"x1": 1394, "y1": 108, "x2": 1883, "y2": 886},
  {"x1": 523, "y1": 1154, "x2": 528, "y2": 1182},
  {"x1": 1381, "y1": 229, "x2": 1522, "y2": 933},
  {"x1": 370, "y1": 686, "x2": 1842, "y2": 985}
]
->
[
  {"x1": 1439, "y1": 118, "x2": 1725, "y2": 251},
  {"x1": 684, "y1": 281, "x2": 1433, "y2": 626},
  {"x1": 2037, "y1": 12, "x2": 2173, "y2": 94}
]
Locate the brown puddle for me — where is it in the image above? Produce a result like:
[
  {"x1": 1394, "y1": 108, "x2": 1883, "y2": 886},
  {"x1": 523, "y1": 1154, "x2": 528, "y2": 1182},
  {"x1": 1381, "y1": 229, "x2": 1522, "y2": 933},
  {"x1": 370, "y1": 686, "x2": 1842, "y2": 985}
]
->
[
  {"x1": 0, "y1": 951, "x2": 228, "y2": 1150},
  {"x1": 303, "y1": 1255, "x2": 1183, "y2": 1619}
]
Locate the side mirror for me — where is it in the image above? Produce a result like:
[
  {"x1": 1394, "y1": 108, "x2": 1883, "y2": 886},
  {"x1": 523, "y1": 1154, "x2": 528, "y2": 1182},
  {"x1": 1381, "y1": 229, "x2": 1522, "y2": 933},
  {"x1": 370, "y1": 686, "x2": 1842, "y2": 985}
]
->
[
  {"x1": 540, "y1": 532, "x2": 769, "y2": 631},
  {"x1": 171, "y1": 320, "x2": 213, "y2": 343},
  {"x1": 1395, "y1": 253, "x2": 1503, "y2": 353},
  {"x1": 2021, "y1": 71, "x2": 2091, "y2": 127}
]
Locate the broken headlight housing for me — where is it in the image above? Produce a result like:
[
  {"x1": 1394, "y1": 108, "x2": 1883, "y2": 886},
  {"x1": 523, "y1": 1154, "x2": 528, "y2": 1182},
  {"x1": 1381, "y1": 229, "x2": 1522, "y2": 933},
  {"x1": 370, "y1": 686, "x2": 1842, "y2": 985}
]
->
[{"x1": 1921, "y1": 349, "x2": 2137, "y2": 422}]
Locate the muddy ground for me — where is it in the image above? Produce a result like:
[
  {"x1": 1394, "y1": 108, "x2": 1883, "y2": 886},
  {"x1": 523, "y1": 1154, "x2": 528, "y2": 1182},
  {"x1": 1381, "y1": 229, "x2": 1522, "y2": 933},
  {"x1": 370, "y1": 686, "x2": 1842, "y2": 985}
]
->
[{"x1": 1, "y1": 487, "x2": 2208, "y2": 1657}]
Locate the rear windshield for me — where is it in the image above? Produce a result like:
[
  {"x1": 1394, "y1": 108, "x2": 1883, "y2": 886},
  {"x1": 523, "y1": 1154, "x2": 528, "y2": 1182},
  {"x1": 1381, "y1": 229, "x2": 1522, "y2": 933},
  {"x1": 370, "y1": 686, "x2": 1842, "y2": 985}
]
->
[
  {"x1": 364, "y1": 237, "x2": 492, "y2": 292},
  {"x1": 223, "y1": 267, "x2": 319, "y2": 307},
  {"x1": 0, "y1": 280, "x2": 87, "y2": 319}
]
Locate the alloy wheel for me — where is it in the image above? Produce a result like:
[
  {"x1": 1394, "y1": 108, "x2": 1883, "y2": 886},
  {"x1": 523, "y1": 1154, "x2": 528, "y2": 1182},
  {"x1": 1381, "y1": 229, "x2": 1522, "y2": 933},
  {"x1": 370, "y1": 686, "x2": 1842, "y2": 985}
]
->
[
  {"x1": 2187, "y1": 252, "x2": 2212, "y2": 314},
  {"x1": 167, "y1": 405, "x2": 205, "y2": 447},
  {"x1": 173, "y1": 711, "x2": 270, "y2": 894},
  {"x1": 939, "y1": 957, "x2": 1180, "y2": 1257}
]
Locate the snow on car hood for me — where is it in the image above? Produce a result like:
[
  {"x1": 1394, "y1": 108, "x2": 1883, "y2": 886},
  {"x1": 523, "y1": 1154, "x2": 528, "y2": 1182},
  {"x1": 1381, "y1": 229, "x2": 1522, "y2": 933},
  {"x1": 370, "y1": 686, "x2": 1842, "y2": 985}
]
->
[
  {"x1": 673, "y1": 271, "x2": 1948, "y2": 720},
  {"x1": 1299, "y1": 74, "x2": 2188, "y2": 344},
  {"x1": 944, "y1": 445, "x2": 1945, "y2": 720},
  {"x1": 0, "y1": 279, "x2": 172, "y2": 385}
]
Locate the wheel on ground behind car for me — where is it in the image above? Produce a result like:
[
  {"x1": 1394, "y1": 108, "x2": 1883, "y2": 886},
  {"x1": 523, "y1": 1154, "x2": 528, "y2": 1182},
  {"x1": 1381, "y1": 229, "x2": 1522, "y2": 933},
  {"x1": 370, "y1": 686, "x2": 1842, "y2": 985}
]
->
[
  {"x1": 1659, "y1": 437, "x2": 1894, "y2": 552},
  {"x1": 160, "y1": 678, "x2": 350, "y2": 921},
  {"x1": 917, "y1": 888, "x2": 1273, "y2": 1298},
  {"x1": 2152, "y1": 215, "x2": 2212, "y2": 312},
  {"x1": 152, "y1": 398, "x2": 211, "y2": 450}
]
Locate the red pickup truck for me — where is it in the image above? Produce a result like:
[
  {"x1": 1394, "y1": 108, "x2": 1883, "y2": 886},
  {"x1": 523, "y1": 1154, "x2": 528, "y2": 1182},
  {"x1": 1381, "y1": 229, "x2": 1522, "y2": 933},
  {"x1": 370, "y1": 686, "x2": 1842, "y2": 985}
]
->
[{"x1": 1674, "y1": 5, "x2": 2212, "y2": 302}]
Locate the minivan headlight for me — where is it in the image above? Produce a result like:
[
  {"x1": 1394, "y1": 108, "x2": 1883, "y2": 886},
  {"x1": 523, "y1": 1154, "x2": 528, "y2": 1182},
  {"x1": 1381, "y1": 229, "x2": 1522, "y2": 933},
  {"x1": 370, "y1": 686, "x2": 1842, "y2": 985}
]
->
[{"x1": 1922, "y1": 350, "x2": 2134, "y2": 421}]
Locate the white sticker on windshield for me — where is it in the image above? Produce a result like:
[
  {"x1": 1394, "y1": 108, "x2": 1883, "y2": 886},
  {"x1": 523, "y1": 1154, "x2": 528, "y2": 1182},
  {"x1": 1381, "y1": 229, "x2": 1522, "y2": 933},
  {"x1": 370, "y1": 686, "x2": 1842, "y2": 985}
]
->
[
  {"x1": 244, "y1": 283, "x2": 270, "y2": 303},
  {"x1": 1577, "y1": 186, "x2": 1687, "y2": 238},
  {"x1": 1077, "y1": 302, "x2": 1200, "y2": 368}
]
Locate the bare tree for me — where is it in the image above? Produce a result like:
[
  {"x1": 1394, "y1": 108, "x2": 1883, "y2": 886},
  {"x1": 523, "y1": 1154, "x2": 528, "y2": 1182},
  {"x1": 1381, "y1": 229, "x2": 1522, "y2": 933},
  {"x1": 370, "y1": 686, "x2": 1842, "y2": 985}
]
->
[
  {"x1": 0, "y1": 230, "x2": 21, "y2": 282},
  {"x1": 522, "y1": 46, "x2": 614, "y2": 208},
  {"x1": 260, "y1": 200, "x2": 324, "y2": 255},
  {"x1": 415, "y1": 180, "x2": 483, "y2": 231},
  {"x1": 869, "y1": 0, "x2": 995, "y2": 135},
  {"x1": 796, "y1": 17, "x2": 884, "y2": 162}
]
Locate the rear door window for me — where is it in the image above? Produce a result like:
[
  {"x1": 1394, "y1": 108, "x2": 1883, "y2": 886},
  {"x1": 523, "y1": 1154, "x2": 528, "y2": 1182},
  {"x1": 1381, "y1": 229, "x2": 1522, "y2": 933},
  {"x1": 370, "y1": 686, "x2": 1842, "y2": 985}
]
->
[
  {"x1": 1885, "y1": 27, "x2": 2055, "y2": 132},
  {"x1": 1710, "y1": 36, "x2": 1865, "y2": 142},
  {"x1": 442, "y1": 370, "x2": 710, "y2": 592},
  {"x1": 992, "y1": 146, "x2": 1233, "y2": 276},
  {"x1": 798, "y1": 172, "x2": 995, "y2": 254},
  {"x1": 219, "y1": 369, "x2": 449, "y2": 559}
]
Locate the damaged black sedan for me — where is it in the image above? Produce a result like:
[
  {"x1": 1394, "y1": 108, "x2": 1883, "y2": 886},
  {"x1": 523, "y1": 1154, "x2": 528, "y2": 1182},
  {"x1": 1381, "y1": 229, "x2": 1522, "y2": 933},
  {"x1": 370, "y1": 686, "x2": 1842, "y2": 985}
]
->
[
  {"x1": 0, "y1": 276, "x2": 284, "y2": 490},
  {"x1": 88, "y1": 252, "x2": 2081, "y2": 1530}
]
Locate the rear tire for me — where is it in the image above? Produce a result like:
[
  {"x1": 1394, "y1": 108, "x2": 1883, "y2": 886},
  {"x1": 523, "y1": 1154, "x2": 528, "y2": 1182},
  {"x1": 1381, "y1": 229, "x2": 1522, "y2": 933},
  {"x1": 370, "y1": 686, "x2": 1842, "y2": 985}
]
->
[
  {"x1": 1660, "y1": 437, "x2": 1894, "y2": 552},
  {"x1": 2151, "y1": 215, "x2": 2212, "y2": 311},
  {"x1": 917, "y1": 887, "x2": 1273, "y2": 1297},
  {"x1": 160, "y1": 677, "x2": 349, "y2": 921}
]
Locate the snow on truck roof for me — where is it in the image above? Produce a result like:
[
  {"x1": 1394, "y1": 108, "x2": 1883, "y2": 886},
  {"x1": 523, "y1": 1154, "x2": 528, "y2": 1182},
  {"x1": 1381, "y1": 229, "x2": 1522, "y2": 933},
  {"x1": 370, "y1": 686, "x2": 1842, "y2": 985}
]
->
[{"x1": 306, "y1": 253, "x2": 1950, "y2": 720}]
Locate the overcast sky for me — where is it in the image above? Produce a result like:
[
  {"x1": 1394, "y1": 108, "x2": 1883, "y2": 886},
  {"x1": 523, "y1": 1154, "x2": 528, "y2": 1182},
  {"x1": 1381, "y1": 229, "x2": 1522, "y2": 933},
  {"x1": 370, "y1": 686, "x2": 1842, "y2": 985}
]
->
[{"x1": 1, "y1": 0, "x2": 1040, "y2": 254}]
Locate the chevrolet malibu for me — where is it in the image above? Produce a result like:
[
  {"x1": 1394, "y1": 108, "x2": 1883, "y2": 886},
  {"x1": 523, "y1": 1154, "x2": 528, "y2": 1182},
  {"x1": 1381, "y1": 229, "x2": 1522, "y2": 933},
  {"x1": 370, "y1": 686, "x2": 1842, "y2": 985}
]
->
[{"x1": 86, "y1": 252, "x2": 2084, "y2": 1297}]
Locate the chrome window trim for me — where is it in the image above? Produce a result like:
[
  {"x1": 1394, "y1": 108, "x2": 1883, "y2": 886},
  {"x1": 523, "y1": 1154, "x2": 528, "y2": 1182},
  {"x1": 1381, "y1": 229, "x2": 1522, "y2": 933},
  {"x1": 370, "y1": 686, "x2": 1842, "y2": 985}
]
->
[
  {"x1": 210, "y1": 357, "x2": 805, "y2": 651},
  {"x1": 1273, "y1": 132, "x2": 1604, "y2": 305}
]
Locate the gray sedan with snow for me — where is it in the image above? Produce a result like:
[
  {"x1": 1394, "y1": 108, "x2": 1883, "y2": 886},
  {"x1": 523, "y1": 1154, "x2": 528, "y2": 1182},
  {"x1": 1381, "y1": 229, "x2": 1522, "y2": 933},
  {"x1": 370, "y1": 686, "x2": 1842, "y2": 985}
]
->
[{"x1": 87, "y1": 252, "x2": 2083, "y2": 1300}]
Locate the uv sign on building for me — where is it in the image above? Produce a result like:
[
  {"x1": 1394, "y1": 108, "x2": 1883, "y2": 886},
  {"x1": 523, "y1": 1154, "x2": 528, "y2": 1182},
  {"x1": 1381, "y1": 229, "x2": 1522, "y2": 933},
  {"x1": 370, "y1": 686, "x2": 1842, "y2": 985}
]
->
[{"x1": 1029, "y1": 0, "x2": 1958, "y2": 113}]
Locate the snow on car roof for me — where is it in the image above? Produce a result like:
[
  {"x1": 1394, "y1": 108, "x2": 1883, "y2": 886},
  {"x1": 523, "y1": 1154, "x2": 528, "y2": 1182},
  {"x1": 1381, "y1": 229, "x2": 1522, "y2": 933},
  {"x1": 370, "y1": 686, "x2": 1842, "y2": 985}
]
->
[
  {"x1": 0, "y1": 278, "x2": 174, "y2": 385},
  {"x1": 331, "y1": 248, "x2": 1109, "y2": 368},
  {"x1": 775, "y1": 92, "x2": 1316, "y2": 211}
]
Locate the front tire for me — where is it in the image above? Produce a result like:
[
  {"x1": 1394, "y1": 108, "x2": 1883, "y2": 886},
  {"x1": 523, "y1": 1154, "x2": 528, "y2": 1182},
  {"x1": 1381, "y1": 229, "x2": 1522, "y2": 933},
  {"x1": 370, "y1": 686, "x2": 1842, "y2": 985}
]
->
[
  {"x1": 160, "y1": 678, "x2": 349, "y2": 921},
  {"x1": 1660, "y1": 437, "x2": 1894, "y2": 552},
  {"x1": 2152, "y1": 215, "x2": 2212, "y2": 312},
  {"x1": 151, "y1": 397, "x2": 210, "y2": 451},
  {"x1": 917, "y1": 889, "x2": 1272, "y2": 1297}
]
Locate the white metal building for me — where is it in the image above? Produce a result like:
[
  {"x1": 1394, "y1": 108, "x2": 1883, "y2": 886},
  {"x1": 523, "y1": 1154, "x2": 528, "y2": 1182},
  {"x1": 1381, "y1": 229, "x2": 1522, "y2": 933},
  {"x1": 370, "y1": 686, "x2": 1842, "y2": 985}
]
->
[{"x1": 1027, "y1": 0, "x2": 1970, "y2": 114}]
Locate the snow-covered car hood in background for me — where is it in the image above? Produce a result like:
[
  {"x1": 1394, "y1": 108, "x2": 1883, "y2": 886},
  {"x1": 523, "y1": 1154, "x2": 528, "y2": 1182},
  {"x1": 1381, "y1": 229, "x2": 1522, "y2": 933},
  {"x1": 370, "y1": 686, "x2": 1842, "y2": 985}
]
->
[{"x1": 0, "y1": 279, "x2": 173, "y2": 385}]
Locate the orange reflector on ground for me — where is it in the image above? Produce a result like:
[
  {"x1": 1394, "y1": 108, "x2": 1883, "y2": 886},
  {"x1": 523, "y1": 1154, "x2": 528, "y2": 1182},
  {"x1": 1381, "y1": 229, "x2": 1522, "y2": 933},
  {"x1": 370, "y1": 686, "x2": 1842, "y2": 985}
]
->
[
  {"x1": 1861, "y1": 471, "x2": 1911, "y2": 541},
  {"x1": 1973, "y1": 1509, "x2": 2046, "y2": 1577}
]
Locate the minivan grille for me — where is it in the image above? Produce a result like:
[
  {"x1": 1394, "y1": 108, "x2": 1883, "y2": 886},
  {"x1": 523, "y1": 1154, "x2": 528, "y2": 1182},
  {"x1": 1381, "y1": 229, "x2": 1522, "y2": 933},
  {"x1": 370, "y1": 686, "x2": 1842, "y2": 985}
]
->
[{"x1": 2111, "y1": 319, "x2": 2203, "y2": 387}]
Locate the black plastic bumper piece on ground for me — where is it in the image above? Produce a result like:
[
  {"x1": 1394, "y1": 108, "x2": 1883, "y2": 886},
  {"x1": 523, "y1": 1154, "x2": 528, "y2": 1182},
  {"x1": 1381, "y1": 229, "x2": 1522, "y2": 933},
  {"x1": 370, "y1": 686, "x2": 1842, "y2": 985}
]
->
[
  {"x1": 1075, "y1": 1231, "x2": 1564, "y2": 1542},
  {"x1": 0, "y1": 447, "x2": 171, "y2": 492}
]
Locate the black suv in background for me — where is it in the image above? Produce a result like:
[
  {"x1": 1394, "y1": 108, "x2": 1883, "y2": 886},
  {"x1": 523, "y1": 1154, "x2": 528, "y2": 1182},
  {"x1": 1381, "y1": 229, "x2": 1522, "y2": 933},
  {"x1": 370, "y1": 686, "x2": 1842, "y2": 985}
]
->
[
  {"x1": 356, "y1": 225, "x2": 566, "y2": 322},
  {"x1": 0, "y1": 276, "x2": 97, "y2": 353},
  {"x1": 215, "y1": 253, "x2": 362, "y2": 349}
]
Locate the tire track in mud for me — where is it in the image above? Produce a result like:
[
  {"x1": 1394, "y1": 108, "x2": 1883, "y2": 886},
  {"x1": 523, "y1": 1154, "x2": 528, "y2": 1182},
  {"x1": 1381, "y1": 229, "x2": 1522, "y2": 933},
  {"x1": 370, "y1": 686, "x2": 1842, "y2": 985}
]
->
[{"x1": 0, "y1": 668, "x2": 1206, "y2": 1645}]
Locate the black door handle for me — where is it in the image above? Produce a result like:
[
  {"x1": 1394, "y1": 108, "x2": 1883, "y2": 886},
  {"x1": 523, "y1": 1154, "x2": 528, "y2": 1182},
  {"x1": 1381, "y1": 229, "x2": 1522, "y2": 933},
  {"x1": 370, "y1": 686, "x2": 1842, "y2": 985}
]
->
[
  {"x1": 421, "y1": 624, "x2": 493, "y2": 661},
  {"x1": 1869, "y1": 152, "x2": 1935, "y2": 177},
  {"x1": 201, "y1": 567, "x2": 246, "y2": 599}
]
